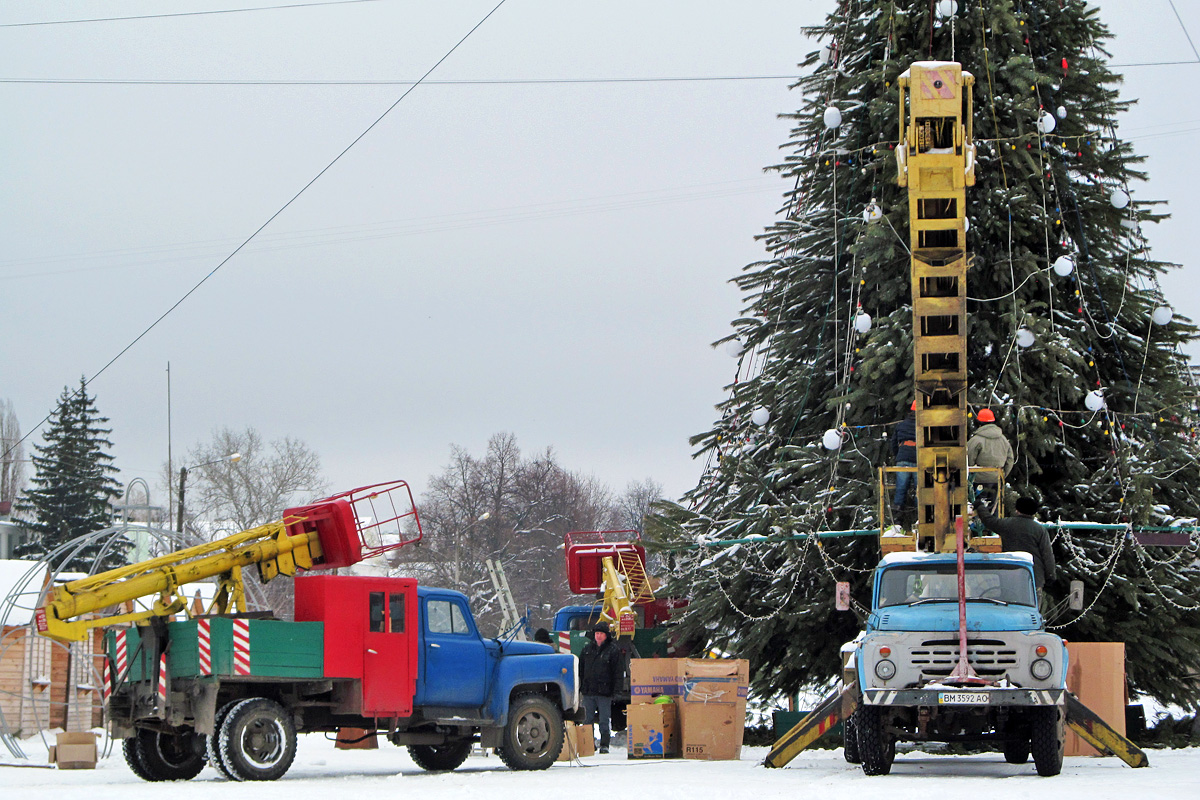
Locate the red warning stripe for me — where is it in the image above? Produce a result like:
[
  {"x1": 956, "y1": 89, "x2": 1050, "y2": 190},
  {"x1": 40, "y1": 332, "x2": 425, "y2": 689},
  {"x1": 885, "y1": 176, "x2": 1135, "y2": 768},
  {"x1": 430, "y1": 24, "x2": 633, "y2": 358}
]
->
[
  {"x1": 233, "y1": 619, "x2": 251, "y2": 676},
  {"x1": 157, "y1": 652, "x2": 168, "y2": 709},
  {"x1": 197, "y1": 619, "x2": 211, "y2": 675}
]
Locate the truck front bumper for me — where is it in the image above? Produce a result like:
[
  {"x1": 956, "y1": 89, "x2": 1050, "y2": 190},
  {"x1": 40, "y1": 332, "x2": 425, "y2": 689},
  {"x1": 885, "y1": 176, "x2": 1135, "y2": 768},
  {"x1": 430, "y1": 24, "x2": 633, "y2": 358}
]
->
[{"x1": 863, "y1": 687, "x2": 1064, "y2": 707}]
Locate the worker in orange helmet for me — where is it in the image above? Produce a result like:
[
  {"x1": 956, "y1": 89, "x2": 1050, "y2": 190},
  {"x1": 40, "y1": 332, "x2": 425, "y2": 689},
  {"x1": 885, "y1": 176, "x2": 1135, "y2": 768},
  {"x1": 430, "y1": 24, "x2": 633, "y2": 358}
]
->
[{"x1": 966, "y1": 408, "x2": 1014, "y2": 505}]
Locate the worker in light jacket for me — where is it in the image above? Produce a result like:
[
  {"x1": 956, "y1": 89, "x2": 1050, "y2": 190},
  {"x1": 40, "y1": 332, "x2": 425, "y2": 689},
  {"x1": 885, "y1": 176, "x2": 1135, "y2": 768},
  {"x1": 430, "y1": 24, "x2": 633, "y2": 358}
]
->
[{"x1": 967, "y1": 408, "x2": 1014, "y2": 503}]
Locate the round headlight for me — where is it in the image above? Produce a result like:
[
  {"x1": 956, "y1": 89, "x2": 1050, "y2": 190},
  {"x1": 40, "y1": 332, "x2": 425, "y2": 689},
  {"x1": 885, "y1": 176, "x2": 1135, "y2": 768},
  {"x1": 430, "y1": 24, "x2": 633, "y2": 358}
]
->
[
  {"x1": 1031, "y1": 658, "x2": 1053, "y2": 680},
  {"x1": 875, "y1": 659, "x2": 897, "y2": 680}
]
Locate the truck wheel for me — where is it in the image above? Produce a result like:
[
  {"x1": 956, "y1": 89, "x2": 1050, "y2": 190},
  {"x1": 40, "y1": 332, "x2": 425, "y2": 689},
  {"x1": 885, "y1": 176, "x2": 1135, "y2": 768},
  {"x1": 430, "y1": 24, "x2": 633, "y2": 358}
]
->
[
  {"x1": 408, "y1": 741, "x2": 473, "y2": 771},
  {"x1": 1030, "y1": 706, "x2": 1064, "y2": 777},
  {"x1": 495, "y1": 693, "x2": 564, "y2": 770},
  {"x1": 1003, "y1": 736, "x2": 1030, "y2": 764},
  {"x1": 128, "y1": 729, "x2": 207, "y2": 781},
  {"x1": 843, "y1": 710, "x2": 861, "y2": 764},
  {"x1": 856, "y1": 705, "x2": 895, "y2": 776},
  {"x1": 218, "y1": 697, "x2": 298, "y2": 781},
  {"x1": 122, "y1": 737, "x2": 156, "y2": 781},
  {"x1": 207, "y1": 699, "x2": 244, "y2": 780}
]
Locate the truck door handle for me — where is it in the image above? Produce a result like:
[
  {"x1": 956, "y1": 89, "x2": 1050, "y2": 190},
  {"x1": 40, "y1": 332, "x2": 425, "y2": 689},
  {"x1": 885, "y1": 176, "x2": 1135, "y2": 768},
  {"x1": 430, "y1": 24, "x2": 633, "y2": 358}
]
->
[
  {"x1": 367, "y1": 649, "x2": 378, "y2": 654},
  {"x1": 430, "y1": 643, "x2": 441, "y2": 648}
]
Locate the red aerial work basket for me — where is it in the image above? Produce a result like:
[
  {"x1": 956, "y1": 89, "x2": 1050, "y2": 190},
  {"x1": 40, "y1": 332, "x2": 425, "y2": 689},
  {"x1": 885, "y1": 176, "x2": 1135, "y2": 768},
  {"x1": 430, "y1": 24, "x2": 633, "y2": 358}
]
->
[
  {"x1": 564, "y1": 530, "x2": 647, "y2": 595},
  {"x1": 284, "y1": 480, "x2": 423, "y2": 570}
]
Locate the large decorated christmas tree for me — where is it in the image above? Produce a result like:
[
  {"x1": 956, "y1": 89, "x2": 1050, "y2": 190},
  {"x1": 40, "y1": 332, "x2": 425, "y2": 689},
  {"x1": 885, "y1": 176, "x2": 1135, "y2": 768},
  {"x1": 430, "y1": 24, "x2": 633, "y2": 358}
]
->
[{"x1": 653, "y1": 0, "x2": 1200, "y2": 707}]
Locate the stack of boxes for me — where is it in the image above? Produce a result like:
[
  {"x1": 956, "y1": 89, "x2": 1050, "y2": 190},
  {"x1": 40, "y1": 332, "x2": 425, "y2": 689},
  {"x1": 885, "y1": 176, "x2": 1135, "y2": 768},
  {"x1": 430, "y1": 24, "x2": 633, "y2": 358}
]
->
[{"x1": 628, "y1": 658, "x2": 749, "y2": 760}]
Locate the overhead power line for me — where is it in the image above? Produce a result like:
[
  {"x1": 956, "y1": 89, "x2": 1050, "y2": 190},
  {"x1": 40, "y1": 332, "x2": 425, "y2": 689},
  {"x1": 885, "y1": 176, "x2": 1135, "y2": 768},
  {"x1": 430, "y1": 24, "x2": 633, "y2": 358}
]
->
[
  {"x1": 2, "y1": 0, "x2": 510, "y2": 461},
  {"x1": 0, "y1": 0, "x2": 378, "y2": 28},
  {"x1": 0, "y1": 75, "x2": 802, "y2": 86}
]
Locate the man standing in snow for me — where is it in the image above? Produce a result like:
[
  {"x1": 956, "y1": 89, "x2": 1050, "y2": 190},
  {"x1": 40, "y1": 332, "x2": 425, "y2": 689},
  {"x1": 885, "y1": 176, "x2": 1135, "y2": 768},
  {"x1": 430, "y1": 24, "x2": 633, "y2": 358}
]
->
[
  {"x1": 975, "y1": 496, "x2": 1056, "y2": 607},
  {"x1": 579, "y1": 620, "x2": 623, "y2": 753},
  {"x1": 967, "y1": 408, "x2": 1014, "y2": 503}
]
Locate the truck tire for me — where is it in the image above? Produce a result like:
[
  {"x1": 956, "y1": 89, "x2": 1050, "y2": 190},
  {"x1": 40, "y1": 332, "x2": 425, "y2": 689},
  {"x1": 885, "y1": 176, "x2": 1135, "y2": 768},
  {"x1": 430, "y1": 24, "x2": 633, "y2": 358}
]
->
[
  {"x1": 1003, "y1": 735, "x2": 1030, "y2": 764},
  {"x1": 843, "y1": 709, "x2": 861, "y2": 764},
  {"x1": 495, "y1": 693, "x2": 564, "y2": 770},
  {"x1": 207, "y1": 699, "x2": 244, "y2": 780},
  {"x1": 856, "y1": 705, "x2": 895, "y2": 776},
  {"x1": 407, "y1": 741, "x2": 473, "y2": 771},
  {"x1": 1030, "y1": 705, "x2": 1064, "y2": 777},
  {"x1": 122, "y1": 737, "x2": 156, "y2": 781},
  {"x1": 218, "y1": 697, "x2": 298, "y2": 781},
  {"x1": 126, "y1": 729, "x2": 207, "y2": 781}
]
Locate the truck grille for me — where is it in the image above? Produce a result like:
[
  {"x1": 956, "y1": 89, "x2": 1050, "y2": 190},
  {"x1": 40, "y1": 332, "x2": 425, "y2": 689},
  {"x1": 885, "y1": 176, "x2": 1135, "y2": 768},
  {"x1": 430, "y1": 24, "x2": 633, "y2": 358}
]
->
[{"x1": 908, "y1": 638, "x2": 1018, "y2": 678}]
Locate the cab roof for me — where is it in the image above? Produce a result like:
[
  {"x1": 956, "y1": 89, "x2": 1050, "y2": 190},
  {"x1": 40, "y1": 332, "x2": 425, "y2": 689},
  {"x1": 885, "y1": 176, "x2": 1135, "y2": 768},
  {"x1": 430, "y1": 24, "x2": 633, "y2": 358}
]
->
[{"x1": 878, "y1": 551, "x2": 1033, "y2": 566}]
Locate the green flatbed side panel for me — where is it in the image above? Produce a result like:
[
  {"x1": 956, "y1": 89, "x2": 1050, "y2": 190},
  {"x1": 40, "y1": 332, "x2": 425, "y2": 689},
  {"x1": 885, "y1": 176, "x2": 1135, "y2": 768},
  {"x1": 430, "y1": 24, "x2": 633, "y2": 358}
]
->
[
  {"x1": 106, "y1": 626, "x2": 152, "y2": 683},
  {"x1": 166, "y1": 619, "x2": 200, "y2": 676},
  {"x1": 247, "y1": 619, "x2": 324, "y2": 678},
  {"x1": 632, "y1": 627, "x2": 670, "y2": 658}
]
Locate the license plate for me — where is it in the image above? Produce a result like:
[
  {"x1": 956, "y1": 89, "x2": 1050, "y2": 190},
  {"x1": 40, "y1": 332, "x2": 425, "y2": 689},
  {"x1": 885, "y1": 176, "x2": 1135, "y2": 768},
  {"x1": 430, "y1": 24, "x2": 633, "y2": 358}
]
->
[{"x1": 938, "y1": 692, "x2": 990, "y2": 705}]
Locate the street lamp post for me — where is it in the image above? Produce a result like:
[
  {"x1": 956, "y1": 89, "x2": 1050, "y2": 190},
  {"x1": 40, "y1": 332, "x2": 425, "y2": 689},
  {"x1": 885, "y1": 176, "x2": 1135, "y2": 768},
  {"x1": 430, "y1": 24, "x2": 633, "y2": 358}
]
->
[
  {"x1": 454, "y1": 511, "x2": 490, "y2": 588},
  {"x1": 177, "y1": 453, "x2": 241, "y2": 533}
]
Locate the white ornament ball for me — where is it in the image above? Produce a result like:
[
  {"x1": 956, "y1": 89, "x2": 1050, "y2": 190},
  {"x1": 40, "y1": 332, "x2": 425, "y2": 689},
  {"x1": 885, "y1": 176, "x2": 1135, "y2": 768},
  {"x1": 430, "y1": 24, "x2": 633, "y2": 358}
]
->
[
  {"x1": 822, "y1": 428, "x2": 843, "y2": 451},
  {"x1": 1052, "y1": 254, "x2": 1075, "y2": 276},
  {"x1": 863, "y1": 201, "x2": 883, "y2": 223},
  {"x1": 937, "y1": 0, "x2": 958, "y2": 18},
  {"x1": 1016, "y1": 327, "x2": 1035, "y2": 348},
  {"x1": 964, "y1": 216, "x2": 971, "y2": 233},
  {"x1": 1056, "y1": 105, "x2": 1067, "y2": 119},
  {"x1": 823, "y1": 105, "x2": 842, "y2": 130},
  {"x1": 751, "y1": 407, "x2": 771, "y2": 427},
  {"x1": 1038, "y1": 111, "x2": 1057, "y2": 134},
  {"x1": 1109, "y1": 188, "x2": 1130, "y2": 209},
  {"x1": 854, "y1": 312, "x2": 873, "y2": 334},
  {"x1": 1085, "y1": 390, "x2": 1106, "y2": 412},
  {"x1": 1152, "y1": 306, "x2": 1174, "y2": 326},
  {"x1": 725, "y1": 339, "x2": 744, "y2": 357}
]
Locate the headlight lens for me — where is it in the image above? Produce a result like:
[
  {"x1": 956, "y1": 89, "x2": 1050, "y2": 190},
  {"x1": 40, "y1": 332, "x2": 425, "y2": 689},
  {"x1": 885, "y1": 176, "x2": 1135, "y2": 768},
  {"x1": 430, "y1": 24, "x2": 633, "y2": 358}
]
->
[
  {"x1": 875, "y1": 659, "x2": 897, "y2": 680},
  {"x1": 1031, "y1": 658, "x2": 1053, "y2": 680}
]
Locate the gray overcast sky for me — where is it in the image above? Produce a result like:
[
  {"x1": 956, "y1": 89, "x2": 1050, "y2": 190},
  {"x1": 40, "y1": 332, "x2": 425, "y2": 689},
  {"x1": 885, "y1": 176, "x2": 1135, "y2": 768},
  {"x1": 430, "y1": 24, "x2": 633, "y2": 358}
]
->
[{"x1": 2, "y1": 1, "x2": 1198, "y2": 508}]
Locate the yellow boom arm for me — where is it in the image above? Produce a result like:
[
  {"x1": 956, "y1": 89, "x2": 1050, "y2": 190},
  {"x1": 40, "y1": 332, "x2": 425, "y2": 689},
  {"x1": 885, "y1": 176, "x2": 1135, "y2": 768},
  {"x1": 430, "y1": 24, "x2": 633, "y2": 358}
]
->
[{"x1": 36, "y1": 520, "x2": 322, "y2": 642}]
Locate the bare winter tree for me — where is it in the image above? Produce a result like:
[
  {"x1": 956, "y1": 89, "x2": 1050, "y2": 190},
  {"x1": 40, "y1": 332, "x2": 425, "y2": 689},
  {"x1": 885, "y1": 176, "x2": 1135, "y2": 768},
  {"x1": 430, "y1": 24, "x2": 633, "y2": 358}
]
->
[
  {"x1": 170, "y1": 427, "x2": 329, "y2": 535},
  {"x1": 0, "y1": 399, "x2": 26, "y2": 511},
  {"x1": 165, "y1": 427, "x2": 328, "y2": 619},
  {"x1": 612, "y1": 478, "x2": 664, "y2": 533},
  {"x1": 399, "y1": 433, "x2": 638, "y2": 636}
]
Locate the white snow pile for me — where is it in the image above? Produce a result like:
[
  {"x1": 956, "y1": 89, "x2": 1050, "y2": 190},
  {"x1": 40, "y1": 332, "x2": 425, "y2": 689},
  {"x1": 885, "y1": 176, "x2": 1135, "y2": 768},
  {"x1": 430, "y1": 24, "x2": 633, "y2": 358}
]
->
[{"x1": 1, "y1": 731, "x2": 1197, "y2": 799}]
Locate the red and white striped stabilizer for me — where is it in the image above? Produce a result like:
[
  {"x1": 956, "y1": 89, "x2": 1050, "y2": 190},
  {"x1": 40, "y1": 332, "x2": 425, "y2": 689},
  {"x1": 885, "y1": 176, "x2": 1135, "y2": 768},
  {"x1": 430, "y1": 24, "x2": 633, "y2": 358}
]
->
[
  {"x1": 232, "y1": 619, "x2": 251, "y2": 675},
  {"x1": 157, "y1": 652, "x2": 168, "y2": 709},
  {"x1": 102, "y1": 657, "x2": 112, "y2": 704},
  {"x1": 558, "y1": 631, "x2": 571, "y2": 654},
  {"x1": 113, "y1": 629, "x2": 128, "y2": 677},
  {"x1": 197, "y1": 619, "x2": 212, "y2": 675}
]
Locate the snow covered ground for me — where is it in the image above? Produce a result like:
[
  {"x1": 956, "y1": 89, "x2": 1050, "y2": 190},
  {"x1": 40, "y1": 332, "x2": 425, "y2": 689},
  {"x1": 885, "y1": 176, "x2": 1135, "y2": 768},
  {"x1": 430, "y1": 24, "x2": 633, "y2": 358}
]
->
[{"x1": 2, "y1": 734, "x2": 1197, "y2": 800}]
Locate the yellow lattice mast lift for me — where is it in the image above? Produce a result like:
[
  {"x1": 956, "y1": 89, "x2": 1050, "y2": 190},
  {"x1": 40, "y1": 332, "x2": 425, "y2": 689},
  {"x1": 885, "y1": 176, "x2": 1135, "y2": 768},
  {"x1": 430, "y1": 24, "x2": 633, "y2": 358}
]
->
[{"x1": 894, "y1": 62, "x2": 988, "y2": 553}]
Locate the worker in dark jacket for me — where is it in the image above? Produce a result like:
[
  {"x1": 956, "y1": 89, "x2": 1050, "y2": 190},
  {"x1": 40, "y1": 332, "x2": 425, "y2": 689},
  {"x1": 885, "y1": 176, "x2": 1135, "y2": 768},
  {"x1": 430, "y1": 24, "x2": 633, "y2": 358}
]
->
[
  {"x1": 975, "y1": 496, "x2": 1056, "y2": 601},
  {"x1": 579, "y1": 620, "x2": 623, "y2": 753},
  {"x1": 890, "y1": 402, "x2": 918, "y2": 514}
]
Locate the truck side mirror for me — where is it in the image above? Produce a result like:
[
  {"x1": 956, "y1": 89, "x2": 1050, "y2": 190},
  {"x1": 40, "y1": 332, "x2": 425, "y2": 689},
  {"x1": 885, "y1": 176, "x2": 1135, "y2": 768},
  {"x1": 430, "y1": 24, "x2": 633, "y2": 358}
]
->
[
  {"x1": 835, "y1": 581, "x2": 851, "y2": 612},
  {"x1": 1069, "y1": 580, "x2": 1084, "y2": 611}
]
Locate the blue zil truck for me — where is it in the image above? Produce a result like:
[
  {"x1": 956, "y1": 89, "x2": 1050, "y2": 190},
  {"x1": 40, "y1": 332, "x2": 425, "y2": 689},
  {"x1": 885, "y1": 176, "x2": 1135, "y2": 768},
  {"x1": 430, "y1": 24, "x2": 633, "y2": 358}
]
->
[{"x1": 845, "y1": 551, "x2": 1067, "y2": 776}]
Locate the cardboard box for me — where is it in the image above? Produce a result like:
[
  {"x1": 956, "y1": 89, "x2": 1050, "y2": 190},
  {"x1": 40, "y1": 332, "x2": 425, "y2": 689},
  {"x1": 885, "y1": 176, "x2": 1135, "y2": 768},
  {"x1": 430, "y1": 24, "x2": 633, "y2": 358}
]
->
[
  {"x1": 678, "y1": 659, "x2": 750, "y2": 761},
  {"x1": 627, "y1": 702, "x2": 679, "y2": 758},
  {"x1": 630, "y1": 658, "x2": 686, "y2": 704},
  {"x1": 1065, "y1": 642, "x2": 1126, "y2": 757},
  {"x1": 557, "y1": 722, "x2": 595, "y2": 761},
  {"x1": 51, "y1": 732, "x2": 97, "y2": 769}
]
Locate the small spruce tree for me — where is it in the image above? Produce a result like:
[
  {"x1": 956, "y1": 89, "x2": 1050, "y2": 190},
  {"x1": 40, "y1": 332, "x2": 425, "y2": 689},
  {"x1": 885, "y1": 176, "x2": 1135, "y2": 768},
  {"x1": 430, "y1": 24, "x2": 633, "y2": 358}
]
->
[
  {"x1": 16, "y1": 378, "x2": 126, "y2": 571},
  {"x1": 652, "y1": 0, "x2": 1200, "y2": 708}
]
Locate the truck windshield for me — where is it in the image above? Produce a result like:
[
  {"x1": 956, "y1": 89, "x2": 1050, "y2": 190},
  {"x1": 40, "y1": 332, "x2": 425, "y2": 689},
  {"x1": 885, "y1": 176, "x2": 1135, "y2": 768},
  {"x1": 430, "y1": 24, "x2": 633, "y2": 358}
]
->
[{"x1": 877, "y1": 563, "x2": 1036, "y2": 608}]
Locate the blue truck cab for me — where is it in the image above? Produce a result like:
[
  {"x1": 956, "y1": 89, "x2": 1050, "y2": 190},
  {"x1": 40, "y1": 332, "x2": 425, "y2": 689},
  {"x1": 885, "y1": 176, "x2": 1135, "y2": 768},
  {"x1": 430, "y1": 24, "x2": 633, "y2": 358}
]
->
[{"x1": 845, "y1": 552, "x2": 1068, "y2": 776}]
